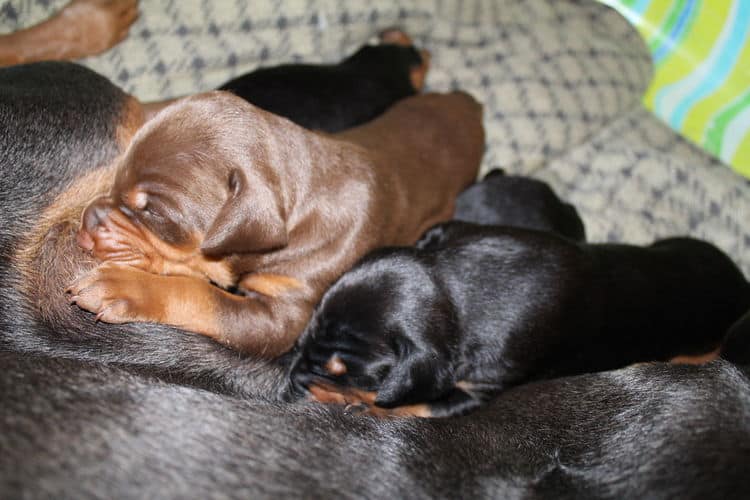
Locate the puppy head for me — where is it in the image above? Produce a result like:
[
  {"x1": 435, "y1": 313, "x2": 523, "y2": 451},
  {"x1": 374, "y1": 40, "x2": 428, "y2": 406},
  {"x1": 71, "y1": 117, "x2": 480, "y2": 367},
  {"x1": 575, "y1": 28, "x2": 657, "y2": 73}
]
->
[
  {"x1": 77, "y1": 91, "x2": 292, "y2": 286},
  {"x1": 288, "y1": 248, "x2": 459, "y2": 408}
]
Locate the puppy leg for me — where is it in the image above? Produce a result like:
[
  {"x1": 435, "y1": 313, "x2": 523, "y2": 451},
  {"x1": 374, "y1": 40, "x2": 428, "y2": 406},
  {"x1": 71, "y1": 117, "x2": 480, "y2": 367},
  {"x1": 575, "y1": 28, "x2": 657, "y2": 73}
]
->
[
  {"x1": 0, "y1": 0, "x2": 139, "y2": 67},
  {"x1": 306, "y1": 382, "x2": 432, "y2": 418},
  {"x1": 67, "y1": 263, "x2": 309, "y2": 356},
  {"x1": 305, "y1": 381, "x2": 481, "y2": 418}
]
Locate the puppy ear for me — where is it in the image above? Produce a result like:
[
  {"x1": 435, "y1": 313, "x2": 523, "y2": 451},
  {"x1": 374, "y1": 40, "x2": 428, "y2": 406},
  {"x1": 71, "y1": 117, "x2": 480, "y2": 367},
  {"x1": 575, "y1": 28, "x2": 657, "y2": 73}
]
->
[
  {"x1": 484, "y1": 167, "x2": 505, "y2": 179},
  {"x1": 374, "y1": 351, "x2": 450, "y2": 408},
  {"x1": 201, "y1": 168, "x2": 288, "y2": 256}
]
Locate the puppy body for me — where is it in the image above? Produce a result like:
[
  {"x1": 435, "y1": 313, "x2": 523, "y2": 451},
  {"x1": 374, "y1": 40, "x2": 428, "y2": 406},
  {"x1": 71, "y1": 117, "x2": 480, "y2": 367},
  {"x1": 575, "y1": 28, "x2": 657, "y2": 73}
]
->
[
  {"x1": 70, "y1": 91, "x2": 484, "y2": 356},
  {"x1": 218, "y1": 41, "x2": 426, "y2": 132},
  {"x1": 454, "y1": 169, "x2": 586, "y2": 241},
  {"x1": 291, "y1": 222, "x2": 750, "y2": 416}
]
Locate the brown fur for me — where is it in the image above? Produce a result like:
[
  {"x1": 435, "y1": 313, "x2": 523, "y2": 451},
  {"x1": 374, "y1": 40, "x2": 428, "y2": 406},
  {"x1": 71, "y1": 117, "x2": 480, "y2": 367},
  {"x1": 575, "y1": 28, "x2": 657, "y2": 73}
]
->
[
  {"x1": 69, "y1": 90, "x2": 484, "y2": 357},
  {"x1": 0, "y1": 0, "x2": 139, "y2": 67}
]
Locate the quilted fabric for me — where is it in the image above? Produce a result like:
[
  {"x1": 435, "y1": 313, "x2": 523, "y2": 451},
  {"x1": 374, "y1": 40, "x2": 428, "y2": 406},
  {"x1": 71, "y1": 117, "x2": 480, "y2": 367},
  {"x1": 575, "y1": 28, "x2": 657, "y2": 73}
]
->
[{"x1": 2, "y1": 0, "x2": 749, "y2": 275}]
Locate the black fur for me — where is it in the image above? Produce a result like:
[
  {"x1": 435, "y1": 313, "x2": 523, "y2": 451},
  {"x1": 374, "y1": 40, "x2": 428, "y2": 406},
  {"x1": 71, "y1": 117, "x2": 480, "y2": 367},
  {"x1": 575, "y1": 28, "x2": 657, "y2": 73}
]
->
[
  {"x1": 0, "y1": 61, "x2": 125, "y2": 251},
  {"x1": 290, "y1": 221, "x2": 750, "y2": 416},
  {"x1": 723, "y1": 309, "x2": 750, "y2": 365},
  {"x1": 3, "y1": 352, "x2": 750, "y2": 498},
  {"x1": 454, "y1": 168, "x2": 586, "y2": 241},
  {"x1": 218, "y1": 43, "x2": 423, "y2": 132}
]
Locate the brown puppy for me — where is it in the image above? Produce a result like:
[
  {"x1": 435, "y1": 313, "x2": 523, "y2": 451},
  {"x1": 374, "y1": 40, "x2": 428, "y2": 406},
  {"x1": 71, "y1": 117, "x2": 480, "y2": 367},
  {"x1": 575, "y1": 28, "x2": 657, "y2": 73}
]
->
[{"x1": 68, "y1": 90, "x2": 484, "y2": 356}]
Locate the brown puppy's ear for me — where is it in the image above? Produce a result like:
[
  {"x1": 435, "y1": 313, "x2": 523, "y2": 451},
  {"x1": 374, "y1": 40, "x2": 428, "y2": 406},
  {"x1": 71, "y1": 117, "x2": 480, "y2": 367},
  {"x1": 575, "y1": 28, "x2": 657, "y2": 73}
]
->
[{"x1": 201, "y1": 168, "x2": 288, "y2": 256}]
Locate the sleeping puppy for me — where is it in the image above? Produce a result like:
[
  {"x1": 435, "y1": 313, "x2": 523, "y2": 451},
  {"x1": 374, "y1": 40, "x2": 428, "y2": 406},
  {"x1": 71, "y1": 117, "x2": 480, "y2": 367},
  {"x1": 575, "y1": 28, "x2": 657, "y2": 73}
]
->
[
  {"x1": 288, "y1": 221, "x2": 750, "y2": 417},
  {"x1": 67, "y1": 91, "x2": 484, "y2": 357},
  {"x1": 143, "y1": 29, "x2": 429, "y2": 130},
  {"x1": 217, "y1": 29, "x2": 428, "y2": 132},
  {"x1": 454, "y1": 169, "x2": 586, "y2": 241}
]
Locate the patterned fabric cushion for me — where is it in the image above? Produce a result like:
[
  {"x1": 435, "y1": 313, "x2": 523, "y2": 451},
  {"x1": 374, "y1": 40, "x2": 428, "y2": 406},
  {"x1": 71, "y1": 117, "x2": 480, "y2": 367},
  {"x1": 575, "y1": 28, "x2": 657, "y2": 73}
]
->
[{"x1": 2, "y1": 0, "x2": 749, "y2": 275}]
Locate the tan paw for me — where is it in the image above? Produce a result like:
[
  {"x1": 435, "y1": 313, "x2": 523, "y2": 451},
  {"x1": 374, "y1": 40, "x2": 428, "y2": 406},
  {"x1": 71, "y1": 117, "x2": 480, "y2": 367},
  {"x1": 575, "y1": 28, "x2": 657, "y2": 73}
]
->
[{"x1": 66, "y1": 262, "x2": 160, "y2": 324}]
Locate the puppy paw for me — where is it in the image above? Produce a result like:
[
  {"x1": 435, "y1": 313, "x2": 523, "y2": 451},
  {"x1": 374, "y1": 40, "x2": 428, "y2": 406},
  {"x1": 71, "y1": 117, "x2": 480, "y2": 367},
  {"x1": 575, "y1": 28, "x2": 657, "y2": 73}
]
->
[
  {"x1": 66, "y1": 263, "x2": 160, "y2": 324},
  {"x1": 57, "y1": 0, "x2": 139, "y2": 59},
  {"x1": 307, "y1": 381, "x2": 431, "y2": 418}
]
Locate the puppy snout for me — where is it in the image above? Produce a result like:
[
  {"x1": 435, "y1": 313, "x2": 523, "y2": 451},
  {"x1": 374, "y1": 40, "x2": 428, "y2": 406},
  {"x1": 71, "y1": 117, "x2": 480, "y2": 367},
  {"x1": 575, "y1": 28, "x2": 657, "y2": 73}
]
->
[
  {"x1": 77, "y1": 197, "x2": 114, "y2": 251},
  {"x1": 82, "y1": 198, "x2": 114, "y2": 232}
]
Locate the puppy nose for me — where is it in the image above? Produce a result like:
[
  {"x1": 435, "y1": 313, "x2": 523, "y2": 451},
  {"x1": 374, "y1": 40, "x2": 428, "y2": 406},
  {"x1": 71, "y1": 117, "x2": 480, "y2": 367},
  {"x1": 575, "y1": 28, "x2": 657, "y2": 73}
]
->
[
  {"x1": 77, "y1": 197, "x2": 114, "y2": 251},
  {"x1": 81, "y1": 198, "x2": 114, "y2": 233}
]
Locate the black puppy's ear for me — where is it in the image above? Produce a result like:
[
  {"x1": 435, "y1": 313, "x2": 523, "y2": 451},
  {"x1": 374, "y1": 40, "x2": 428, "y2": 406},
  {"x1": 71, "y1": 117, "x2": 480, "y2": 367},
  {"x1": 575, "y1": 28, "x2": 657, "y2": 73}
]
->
[
  {"x1": 201, "y1": 168, "x2": 288, "y2": 256},
  {"x1": 374, "y1": 351, "x2": 450, "y2": 408},
  {"x1": 483, "y1": 167, "x2": 505, "y2": 179}
]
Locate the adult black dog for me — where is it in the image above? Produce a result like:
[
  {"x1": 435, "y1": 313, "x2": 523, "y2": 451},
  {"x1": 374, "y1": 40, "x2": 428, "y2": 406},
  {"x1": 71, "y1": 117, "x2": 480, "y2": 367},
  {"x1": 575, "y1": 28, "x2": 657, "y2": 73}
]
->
[
  {"x1": 3, "y1": 351, "x2": 750, "y2": 498},
  {"x1": 290, "y1": 221, "x2": 750, "y2": 417},
  {"x1": 2, "y1": 55, "x2": 750, "y2": 498}
]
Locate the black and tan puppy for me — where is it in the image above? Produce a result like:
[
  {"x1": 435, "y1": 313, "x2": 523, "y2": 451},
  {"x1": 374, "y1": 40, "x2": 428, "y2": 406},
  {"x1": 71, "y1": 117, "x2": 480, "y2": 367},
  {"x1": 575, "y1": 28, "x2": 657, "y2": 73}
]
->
[
  {"x1": 289, "y1": 221, "x2": 750, "y2": 417},
  {"x1": 143, "y1": 29, "x2": 429, "y2": 130},
  {"x1": 454, "y1": 169, "x2": 586, "y2": 241},
  {"x1": 217, "y1": 30, "x2": 428, "y2": 132}
]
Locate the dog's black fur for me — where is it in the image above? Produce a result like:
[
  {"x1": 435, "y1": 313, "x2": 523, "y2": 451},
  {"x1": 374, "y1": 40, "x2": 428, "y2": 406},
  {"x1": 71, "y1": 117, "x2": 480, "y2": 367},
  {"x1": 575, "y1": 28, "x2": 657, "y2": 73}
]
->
[
  {"x1": 290, "y1": 221, "x2": 750, "y2": 416},
  {"x1": 3, "y1": 351, "x2": 750, "y2": 499},
  {"x1": 3, "y1": 61, "x2": 750, "y2": 497},
  {"x1": 218, "y1": 42, "x2": 423, "y2": 133},
  {"x1": 454, "y1": 169, "x2": 586, "y2": 241}
]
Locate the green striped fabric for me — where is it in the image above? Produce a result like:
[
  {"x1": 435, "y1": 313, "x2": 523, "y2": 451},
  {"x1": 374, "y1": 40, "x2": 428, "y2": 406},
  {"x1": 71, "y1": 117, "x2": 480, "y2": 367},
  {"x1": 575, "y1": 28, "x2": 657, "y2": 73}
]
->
[{"x1": 599, "y1": 0, "x2": 750, "y2": 177}]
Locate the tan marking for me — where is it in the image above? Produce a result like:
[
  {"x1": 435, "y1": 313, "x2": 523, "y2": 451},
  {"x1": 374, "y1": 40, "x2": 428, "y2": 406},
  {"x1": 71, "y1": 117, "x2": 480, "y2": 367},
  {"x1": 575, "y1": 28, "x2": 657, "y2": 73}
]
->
[
  {"x1": 455, "y1": 380, "x2": 476, "y2": 392},
  {"x1": 410, "y1": 50, "x2": 430, "y2": 92},
  {"x1": 307, "y1": 381, "x2": 432, "y2": 418},
  {"x1": 15, "y1": 89, "x2": 148, "y2": 285},
  {"x1": 239, "y1": 273, "x2": 303, "y2": 298},
  {"x1": 67, "y1": 263, "x2": 225, "y2": 336},
  {"x1": 669, "y1": 347, "x2": 721, "y2": 365},
  {"x1": 378, "y1": 29, "x2": 413, "y2": 47},
  {"x1": 15, "y1": 165, "x2": 116, "y2": 282},
  {"x1": 325, "y1": 355, "x2": 348, "y2": 376},
  {"x1": 115, "y1": 96, "x2": 146, "y2": 150}
]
